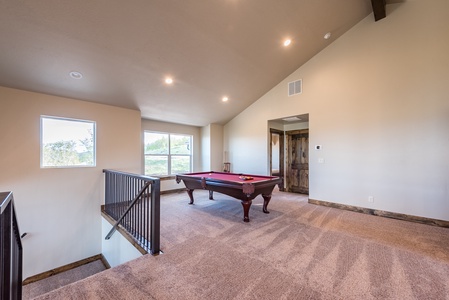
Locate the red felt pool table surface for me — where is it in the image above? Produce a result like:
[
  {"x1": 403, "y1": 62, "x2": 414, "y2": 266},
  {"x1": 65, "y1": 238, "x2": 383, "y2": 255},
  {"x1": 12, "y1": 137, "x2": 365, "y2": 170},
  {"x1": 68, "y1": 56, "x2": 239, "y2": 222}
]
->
[
  {"x1": 176, "y1": 171, "x2": 282, "y2": 222},
  {"x1": 184, "y1": 172, "x2": 275, "y2": 184}
]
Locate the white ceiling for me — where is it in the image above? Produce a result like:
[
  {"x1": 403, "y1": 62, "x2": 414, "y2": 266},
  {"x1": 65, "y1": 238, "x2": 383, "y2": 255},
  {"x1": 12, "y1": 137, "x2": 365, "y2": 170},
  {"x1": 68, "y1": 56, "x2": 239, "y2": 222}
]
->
[{"x1": 0, "y1": 1, "x2": 378, "y2": 127}]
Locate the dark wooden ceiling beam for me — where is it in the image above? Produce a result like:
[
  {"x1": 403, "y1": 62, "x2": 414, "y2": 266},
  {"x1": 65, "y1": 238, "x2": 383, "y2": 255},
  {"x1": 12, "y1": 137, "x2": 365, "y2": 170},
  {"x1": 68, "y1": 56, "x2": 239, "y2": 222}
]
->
[{"x1": 371, "y1": 0, "x2": 387, "y2": 21}]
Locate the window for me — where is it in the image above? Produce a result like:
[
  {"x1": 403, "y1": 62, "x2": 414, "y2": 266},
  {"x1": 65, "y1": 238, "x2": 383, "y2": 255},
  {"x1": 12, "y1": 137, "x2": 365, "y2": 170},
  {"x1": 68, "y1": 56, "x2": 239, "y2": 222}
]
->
[
  {"x1": 144, "y1": 131, "x2": 192, "y2": 176},
  {"x1": 40, "y1": 116, "x2": 96, "y2": 168}
]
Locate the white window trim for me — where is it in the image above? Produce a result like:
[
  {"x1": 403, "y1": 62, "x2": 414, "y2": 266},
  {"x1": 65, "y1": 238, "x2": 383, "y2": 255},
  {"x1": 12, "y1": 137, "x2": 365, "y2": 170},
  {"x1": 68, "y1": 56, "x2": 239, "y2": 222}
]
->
[{"x1": 40, "y1": 115, "x2": 97, "y2": 168}]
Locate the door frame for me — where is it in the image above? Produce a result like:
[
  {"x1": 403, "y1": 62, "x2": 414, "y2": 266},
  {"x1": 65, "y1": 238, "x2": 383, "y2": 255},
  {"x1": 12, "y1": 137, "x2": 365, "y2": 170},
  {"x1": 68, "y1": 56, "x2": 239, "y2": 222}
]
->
[{"x1": 269, "y1": 128, "x2": 285, "y2": 191}]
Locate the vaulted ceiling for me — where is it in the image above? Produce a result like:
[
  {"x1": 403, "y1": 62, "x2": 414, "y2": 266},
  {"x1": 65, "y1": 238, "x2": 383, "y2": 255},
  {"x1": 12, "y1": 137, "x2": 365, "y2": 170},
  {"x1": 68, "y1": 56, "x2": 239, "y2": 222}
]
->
[{"x1": 0, "y1": 1, "x2": 395, "y2": 126}]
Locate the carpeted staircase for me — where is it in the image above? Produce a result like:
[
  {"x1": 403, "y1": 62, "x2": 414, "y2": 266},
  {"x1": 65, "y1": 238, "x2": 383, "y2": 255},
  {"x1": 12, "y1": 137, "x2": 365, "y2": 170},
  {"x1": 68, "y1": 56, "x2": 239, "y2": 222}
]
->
[{"x1": 22, "y1": 259, "x2": 107, "y2": 299}]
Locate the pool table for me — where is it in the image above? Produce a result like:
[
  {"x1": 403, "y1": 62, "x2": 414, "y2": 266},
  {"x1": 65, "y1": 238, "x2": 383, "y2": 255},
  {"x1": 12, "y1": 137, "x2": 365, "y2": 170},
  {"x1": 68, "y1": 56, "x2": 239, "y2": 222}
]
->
[{"x1": 176, "y1": 171, "x2": 282, "y2": 222}]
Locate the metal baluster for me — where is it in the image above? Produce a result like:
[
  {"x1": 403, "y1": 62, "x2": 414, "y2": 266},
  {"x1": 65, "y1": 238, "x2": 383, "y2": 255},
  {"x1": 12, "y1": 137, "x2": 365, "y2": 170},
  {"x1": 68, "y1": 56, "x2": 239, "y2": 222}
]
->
[{"x1": 103, "y1": 170, "x2": 160, "y2": 254}]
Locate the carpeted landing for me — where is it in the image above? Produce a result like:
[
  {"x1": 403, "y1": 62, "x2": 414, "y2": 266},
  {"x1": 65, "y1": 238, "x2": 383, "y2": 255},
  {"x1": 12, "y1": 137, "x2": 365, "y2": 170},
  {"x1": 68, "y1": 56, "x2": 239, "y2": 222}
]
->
[{"x1": 32, "y1": 190, "x2": 449, "y2": 299}]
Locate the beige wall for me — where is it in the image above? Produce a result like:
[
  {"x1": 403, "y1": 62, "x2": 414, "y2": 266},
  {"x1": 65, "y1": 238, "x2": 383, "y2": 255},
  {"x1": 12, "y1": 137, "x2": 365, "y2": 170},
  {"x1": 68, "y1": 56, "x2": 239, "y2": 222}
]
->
[
  {"x1": 101, "y1": 218, "x2": 142, "y2": 268},
  {"x1": 210, "y1": 124, "x2": 224, "y2": 172},
  {"x1": 201, "y1": 123, "x2": 224, "y2": 172},
  {"x1": 201, "y1": 125, "x2": 211, "y2": 171},
  {"x1": 0, "y1": 86, "x2": 142, "y2": 278},
  {"x1": 224, "y1": 0, "x2": 449, "y2": 220}
]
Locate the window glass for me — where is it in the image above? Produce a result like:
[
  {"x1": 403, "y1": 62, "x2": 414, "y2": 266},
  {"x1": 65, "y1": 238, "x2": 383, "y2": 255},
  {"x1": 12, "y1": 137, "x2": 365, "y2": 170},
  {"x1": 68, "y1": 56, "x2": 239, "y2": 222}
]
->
[
  {"x1": 144, "y1": 156, "x2": 168, "y2": 175},
  {"x1": 41, "y1": 116, "x2": 96, "y2": 168},
  {"x1": 144, "y1": 131, "x2": 192, "y2": 176},
  {"x1": 144, "y1": 132, "x2": 169, "y2": 155},
  {"x1": 170, "y1": 134, "x2": 191, "y2": 155},
  {"x1": 171, "y1": 156, "x2": 190, "y2": 174}
]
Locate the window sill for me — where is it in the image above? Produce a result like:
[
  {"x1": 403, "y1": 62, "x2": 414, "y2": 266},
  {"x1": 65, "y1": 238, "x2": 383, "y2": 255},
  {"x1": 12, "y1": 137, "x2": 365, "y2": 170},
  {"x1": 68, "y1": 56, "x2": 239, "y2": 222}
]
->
[{"x1": 154, "y1": 175, "x2": 176, "y2": 181}]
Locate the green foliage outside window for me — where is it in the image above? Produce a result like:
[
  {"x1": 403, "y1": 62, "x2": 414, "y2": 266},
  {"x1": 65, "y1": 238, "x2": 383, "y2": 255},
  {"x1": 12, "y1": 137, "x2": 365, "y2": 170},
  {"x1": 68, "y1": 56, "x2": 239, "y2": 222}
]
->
[
  {"x1": 145, "y1": 134, "x2": 168, "y2": 154},
  {"x1": 170, "y1": 135, "x2": 191, "y2": 154},
  {"x1": 171, "y1": 156, "x2": 190, "y2": 174},
  {"x1": 144, "y1": 156, "x2": 168, "y2": 175},
  {"x1": 41, "y1": 117, "x2": 96, "y2": 168}
]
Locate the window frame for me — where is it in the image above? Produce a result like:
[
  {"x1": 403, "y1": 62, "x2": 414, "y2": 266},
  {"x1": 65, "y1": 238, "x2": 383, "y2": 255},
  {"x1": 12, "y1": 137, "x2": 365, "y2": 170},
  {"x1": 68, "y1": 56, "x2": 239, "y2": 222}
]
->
[
  {"x1": 143, "y1": 131, "x2": 193, "y2": 176},
  {"x1": 40, "y1": 115, "x2": 97, "y2": 168}
]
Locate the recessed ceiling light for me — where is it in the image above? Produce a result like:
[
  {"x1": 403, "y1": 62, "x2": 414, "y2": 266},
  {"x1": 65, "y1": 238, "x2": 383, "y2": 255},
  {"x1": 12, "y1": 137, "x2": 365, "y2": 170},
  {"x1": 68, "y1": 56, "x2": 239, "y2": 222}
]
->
[
  {"x1": 282, "y1": 116, "x2": 301, "y2": 122},
  {"x1": 283, "y1": 39, "x2": 292, "y2": 47},
  {"x1": 69, "y1": 71, "x2": 83, "y2": 79},
  {"x1": 165, "y1": 77, "x2": 173, "y2": 84},
  {"x1": 324, "y1": 32, "x2": 332, "y2": 40},
  {"x1": 222, "y1": 96, "x2": 229, "y2": 102}
]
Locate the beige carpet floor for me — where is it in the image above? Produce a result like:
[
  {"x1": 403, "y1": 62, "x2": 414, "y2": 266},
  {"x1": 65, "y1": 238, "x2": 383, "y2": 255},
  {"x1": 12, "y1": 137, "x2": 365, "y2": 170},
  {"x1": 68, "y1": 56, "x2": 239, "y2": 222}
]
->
[{"x1": 32, "y1": 190, "x2": 449, "y2": 299}]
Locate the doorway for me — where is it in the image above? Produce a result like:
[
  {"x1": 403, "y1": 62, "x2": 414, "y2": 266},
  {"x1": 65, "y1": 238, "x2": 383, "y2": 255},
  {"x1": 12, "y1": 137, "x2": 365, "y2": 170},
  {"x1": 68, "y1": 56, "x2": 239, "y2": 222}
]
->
[
  {"x1": 270, "y1": 129, "x2": 284, "y2": 191},
  {"x1": 268, "y1": 113, "x2": 309, "y2": 195}
]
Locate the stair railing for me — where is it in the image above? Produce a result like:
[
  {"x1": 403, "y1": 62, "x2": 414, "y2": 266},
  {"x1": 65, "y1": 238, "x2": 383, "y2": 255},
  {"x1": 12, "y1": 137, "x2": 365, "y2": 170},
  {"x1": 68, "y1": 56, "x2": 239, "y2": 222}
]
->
[
  {"x1": 103, "y1": 170, "x2": 160, "y2": 255},
  {"x1": 0, "y1": 192, "x2": 23, "y2": 300}
]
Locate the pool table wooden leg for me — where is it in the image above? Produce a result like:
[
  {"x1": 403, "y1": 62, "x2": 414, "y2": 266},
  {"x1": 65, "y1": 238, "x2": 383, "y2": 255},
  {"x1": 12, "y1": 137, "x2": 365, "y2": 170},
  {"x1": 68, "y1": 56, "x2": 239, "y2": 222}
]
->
[
  {"x1": 241, "y1": 199, "x2": 252, "y2": 222},
  {"x1": 262, "y1": 194, "x2": 271, "y2": 214},
  {"x1": 187, "y1": 189, "x2": 195, "y2": 204},
  {"x1": 209, "y1": 190, "x2": 214, "y2": 200}
]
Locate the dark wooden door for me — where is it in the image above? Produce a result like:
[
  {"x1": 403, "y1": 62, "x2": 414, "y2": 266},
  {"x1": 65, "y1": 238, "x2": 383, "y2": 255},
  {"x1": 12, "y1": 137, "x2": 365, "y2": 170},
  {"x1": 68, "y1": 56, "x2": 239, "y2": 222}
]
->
[{"x1": 286, "y1": 130, "x2": 309, "y2": 194}]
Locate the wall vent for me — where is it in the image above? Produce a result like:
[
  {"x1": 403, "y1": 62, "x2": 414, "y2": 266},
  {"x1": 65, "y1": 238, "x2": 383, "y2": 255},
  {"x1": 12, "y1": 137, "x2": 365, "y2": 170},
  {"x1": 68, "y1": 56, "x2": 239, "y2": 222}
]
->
[{"x1": 288, "y1": 79, "x2": 302, "y2": 96}]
